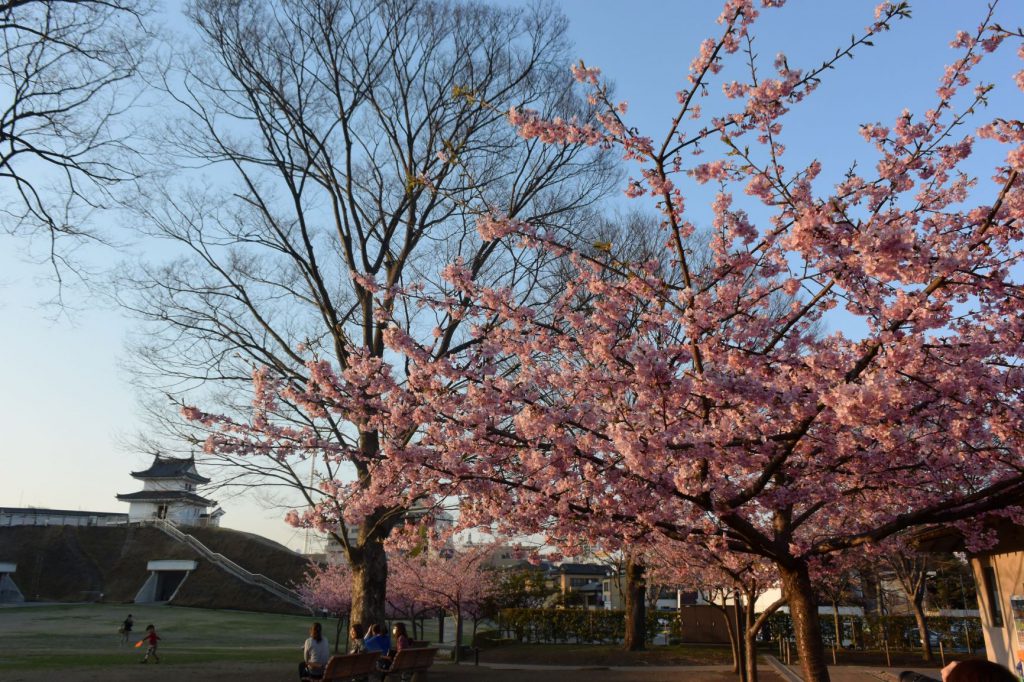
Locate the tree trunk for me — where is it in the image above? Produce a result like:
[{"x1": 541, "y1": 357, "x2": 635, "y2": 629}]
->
[
  {"x1": 748, "y1": 594, "x2": 787, "y2": 682},
  {"x1": 335, "y1": 614, "x2": 348, "y2": 653},
  {"x1": 874, "y1": 575, "x2": 888, "y2": 650},
  {"x1": 744, "y1": 629, "x2": 759, "y2": 682},
  {"x1": 911, "y1": 597, "x2": 933, "y2": 662},
  {"x1": 438, "y1": 611, "x2": 445, "y2": 643},
  {"x1": 744, "y1": 596, "x2": 759, "y2": 682},
  {"x1": 733, "y1": 591, "x2": 748, "y2": 682},
  {"x1": 623, "y1": 555, "x2": 646, "y2": 651},
  {"x1": 832, "y1": 599, "x2": 842, "y2": 650},
  {"x1": 454, "y1": 611, "x2": 464, "y2": 663},
  {"x1": 349, "y1": 536, "x2": 388, "y2": 628},
  {"x1": 778, "y1": 561, "x2": 831, "y2": 682},
  {"x1": 713, "y1": 603, "x2": 741, "y2": 674}
]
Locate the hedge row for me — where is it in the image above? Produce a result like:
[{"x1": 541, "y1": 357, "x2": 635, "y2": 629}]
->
[
  {"x1": 497, "y1": 608, "x2": 673, "y2": 644},
  {"x1": 761, "y1": 612, "x2": 983, "y2": 650}
]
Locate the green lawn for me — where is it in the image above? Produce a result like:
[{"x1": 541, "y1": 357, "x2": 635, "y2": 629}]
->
[
  {"x1": 0, "y1": 604, "x2": 743, "y2": 673},
  {"x1": 0, "y1": 603, "x2": 315, "y2": 671}
]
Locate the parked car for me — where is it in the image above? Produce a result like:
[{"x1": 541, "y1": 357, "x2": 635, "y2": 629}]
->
[{"x1": 903, "y1": 627, "x2": 941, "y2": 647}]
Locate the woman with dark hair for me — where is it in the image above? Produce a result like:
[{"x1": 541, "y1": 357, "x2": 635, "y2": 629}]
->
[
  {"x1": 377, "y1": 622, "x2": 413, "y2": 672},
  {"x1": 943, "y1": 659, "x2": 1018, "y2": 682},
  {"x1": 299, "y1": 622, "x2": 330, "y2": 680},
  {"x1": 391, "y1": 622, "x2": 413, "y2": 653},
  {"x1": 349, "y1": 622, "x2": 366, "y2": 654}
]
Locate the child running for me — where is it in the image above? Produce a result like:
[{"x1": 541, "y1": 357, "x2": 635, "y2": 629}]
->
[{"x1": 139, "y1": 624, "x2": 161, "y2": 664}]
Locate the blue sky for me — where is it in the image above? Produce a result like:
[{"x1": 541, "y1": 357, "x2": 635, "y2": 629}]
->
[{"x1": 1, "y1": 0, "x2": 1021, "y2": 550}]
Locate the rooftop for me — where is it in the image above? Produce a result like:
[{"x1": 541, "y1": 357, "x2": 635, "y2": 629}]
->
[
  {"x1": 115, "y1": 490, "x2": 217, "y2": 507},
  {"x1": 556, "y1": 563, "x2": 610, "y2": 576},
  {"x1": 130, "y1": 455, "x2": 211, "y2": 484},
  {"x1": 0, "y1": 507, "x2": 127, "y2": 518}
]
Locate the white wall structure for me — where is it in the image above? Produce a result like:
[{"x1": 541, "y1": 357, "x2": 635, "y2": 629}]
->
[
  {"x1": 116, "y1": 456, "x2": 223, "y2": 527},
  {"x1": 0, "y1": 562, "x2": 23, "y2": 603},
  {"x1": 0, "y1": 507, "x2": 127, "y2": 527},
  {"x1": 134, "y1": 559, "x2": 199, "y2": 603}
]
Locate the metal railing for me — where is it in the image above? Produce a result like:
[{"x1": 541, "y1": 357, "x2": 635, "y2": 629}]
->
[{"x1": 146, "y1": 519, "x2": 304, "y2": 608}]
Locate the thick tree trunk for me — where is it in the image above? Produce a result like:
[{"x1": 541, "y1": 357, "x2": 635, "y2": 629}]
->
[
  {"x1": 454, "y1": 612, "x2": 464, "y2": 663},
  {"x1": 911, "y1": 597, "x2": 933, "y2": 662},
  {"x1": 779, "y1": 561, "x2": 831, "y2": 682},
  {"x1": 349, "y1": 536, "x2": 388, "y2": 628},
  {"x1": 623, "y1": 555, "x2": 646, "y2": 651},
  {"x1": 438, "y1": 611, "x2": 445, "y2": 643}
]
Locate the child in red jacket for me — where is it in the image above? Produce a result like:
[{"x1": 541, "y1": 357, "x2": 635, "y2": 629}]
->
[{"x1": 139, "y1": 624, "x2": 160, "y2": 664}]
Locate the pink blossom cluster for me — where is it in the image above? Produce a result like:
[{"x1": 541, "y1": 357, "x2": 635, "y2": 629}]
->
[{"x1": 180, "y1": 3, "x2": 1024, "y2": 679}]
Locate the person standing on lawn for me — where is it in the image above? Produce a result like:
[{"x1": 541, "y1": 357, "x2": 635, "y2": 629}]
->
[
  {"x1": 139, "y1": 624, "x2": 160, "y2": 663},
  {"x1": 119, "y1": 614, "x2": 133, "y2": 645}
]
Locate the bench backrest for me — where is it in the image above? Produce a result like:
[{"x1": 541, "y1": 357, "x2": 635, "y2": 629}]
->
[
  {"x1": 388, "y1": 647, "x2": 437, "y2": 672},
  {"x1": 322, "y1": 651, "x2": 382, "y2": 679}
]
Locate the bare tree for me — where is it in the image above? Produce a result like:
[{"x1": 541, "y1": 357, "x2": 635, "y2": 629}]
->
[
  {"x1": 882, "y1": 552, "x2": 934, "y2": 662},
  {"x1": 118, "y1": 0, "x2": 614, "y2": 625},
  {"x1": 1, "y1": 0, "x2": 150, "y2": 283}
]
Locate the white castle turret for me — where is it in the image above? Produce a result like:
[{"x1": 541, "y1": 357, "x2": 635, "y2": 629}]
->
[{"x1": 116, "y1": 455, "x2": 224, "y2": 527}]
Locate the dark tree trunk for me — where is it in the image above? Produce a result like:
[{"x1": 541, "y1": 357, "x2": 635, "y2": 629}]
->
[
  {"x1": 874, "y1": 576, "x2": 888, "y2": 649},
  {"x1": 349, "y1": 534, "x2": 388, "y2": 628},
  {"x1": 733, "y1": 591, "x2": 747, "y2": 682},
  {"x1": 623, "y1": 555, "x2": 646, "y2": 651},
  {"x1": 438, "y1": 611, "x2": 445, "y2": 643},
  {"x1": 778, "y1": 561, "x2": 831, "y2": 682},
  {"x1": 335, "y1": 614, "x2": 348, "y2": 653},
  {"x1": 713, "y1": 603, "x2": 740, "y2": 674},
  {"x1": 744, "y1": 593, "x2": 759, "y2": 682},
  {"x1": 454, "y1": 612, "x2": 464, "y2": 663},
  {"x1": 911, "y1": 597, "x2": 933, "y2": 662}
]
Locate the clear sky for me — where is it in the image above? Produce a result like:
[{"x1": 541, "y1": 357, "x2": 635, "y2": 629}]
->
[{"x1": 1, "y1": 0, "x2": 1021, "y2": 551}]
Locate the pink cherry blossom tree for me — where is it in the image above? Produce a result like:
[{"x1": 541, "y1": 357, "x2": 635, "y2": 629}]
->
[
  {"x1": 360, "y1": 3, "x2": 1024, "y2": 680},
  {"x1": 387, "y1": 537, "x2": 499, "y2": 661},
  {"x1": 648, "y1": 540, "x2": 784, "y2": 682},
  {"x1": 297, "y1": 561, "x2": 352, "y2": 653},
  {"x1": 187, "y1": 2, "x2": 1024, "y2": 681}
]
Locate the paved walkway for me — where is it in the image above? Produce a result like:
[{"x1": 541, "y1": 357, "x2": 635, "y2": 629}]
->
[
  {"x1": 480, "y1": 662, "x2": 737, "y2": 671},
  {"x1": 769, "y1": 657, "x2": 945, "y2": 681}
]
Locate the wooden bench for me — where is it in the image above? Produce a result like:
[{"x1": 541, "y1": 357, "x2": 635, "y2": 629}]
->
[
  {"x1": 303, "y1": 651, "x2": 382, "y2": 682},
  {"x1": 381, "y1": 647, "x2": 437, "y2": 682}
]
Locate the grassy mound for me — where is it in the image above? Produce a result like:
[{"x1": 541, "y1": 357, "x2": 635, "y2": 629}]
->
[{"x1": 0, "y1": 525, "x2": 309, "y2": 613}]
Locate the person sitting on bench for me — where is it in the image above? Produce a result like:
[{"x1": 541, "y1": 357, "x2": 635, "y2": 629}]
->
[
  {"x1": 299, "y1": 622, "x2": 330, "y2": 680},
  {"x1": 363, "y1": 623, "x2": 391, "y2": 655}
]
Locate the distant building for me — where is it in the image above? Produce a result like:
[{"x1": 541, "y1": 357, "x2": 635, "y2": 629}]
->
[
  {"x1": 0, "y1": 507, "x2": 127, "y2": 527},
  {"x1": 552, "y1": 562, "x2": 611, "y2": 609},
  {"x1": 116, "y1": 455, "x2": 224, "y2": 527}
]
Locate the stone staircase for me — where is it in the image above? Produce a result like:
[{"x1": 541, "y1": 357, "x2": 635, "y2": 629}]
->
[{"x1": 147, "y1": 519, "x2": 305, "y2": 609}]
